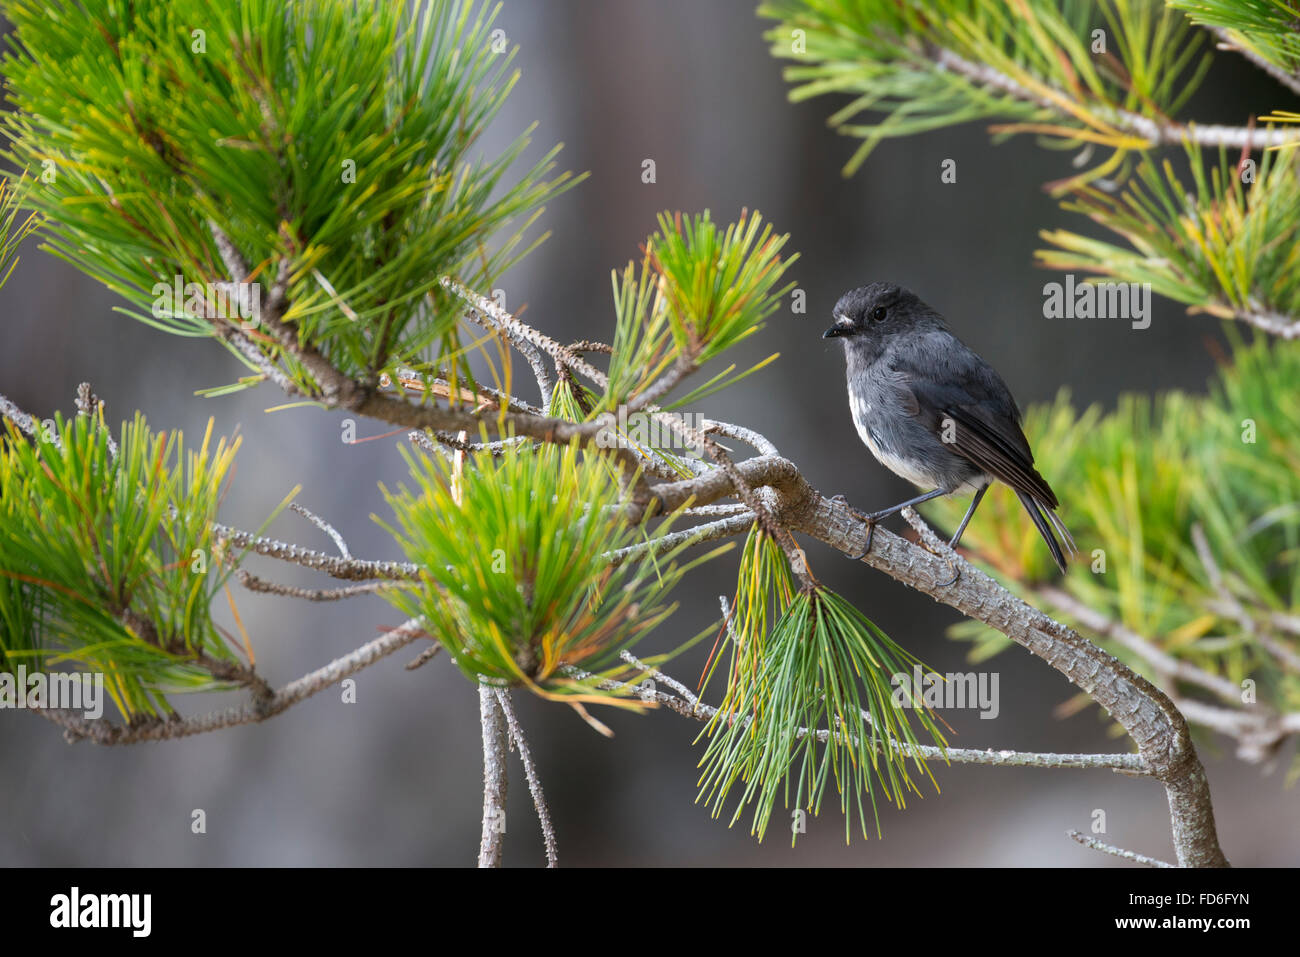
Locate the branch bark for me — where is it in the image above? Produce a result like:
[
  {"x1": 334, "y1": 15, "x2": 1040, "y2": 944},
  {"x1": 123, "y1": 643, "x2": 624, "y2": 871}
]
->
[
  {"x1": 1208, "y1": 26, "x2": 1300, "y2": 99},
  {"x1": 32, "y1": 619, "x2": 427, "y2": 744},
  {"x1": 478, "y1": 681, "x2": 509, "y2": 868},
  {"x1": 928, "y1": 45, "x2": 1300, "y2": 150}
]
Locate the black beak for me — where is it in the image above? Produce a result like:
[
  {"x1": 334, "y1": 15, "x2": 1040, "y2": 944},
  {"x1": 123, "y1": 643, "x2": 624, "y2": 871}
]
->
[{"x1": 823, "y1": 324, "x2": 845, "y2": 339}]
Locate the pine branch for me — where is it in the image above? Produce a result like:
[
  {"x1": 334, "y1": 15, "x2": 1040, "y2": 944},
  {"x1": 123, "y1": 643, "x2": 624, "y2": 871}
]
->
[
  {"x1": 1169, "y1": 0, "x2": 1300, "y2": 95},
  {"x1": 929, "y1": 44, "x2": 1300, "y2": 150},
  {"x1": 1067, "y1": 830, "x2": 1176, "y2": 868},
  {"x1": 236, "y1": 571, "x2": 393, "y2": 602},
  {"x1": 1038, "y1": 146, "x2": 1300, "y2": 334},
  {"x1": 1208, "y1": 26, "x2": 1300, "y2": 98},
  {"x1": 31, "y1": 619, "x2": 427, "y2": 744},
  {"x1": 760, "y1": 0, "x2": 1297, "y2": 190},
  {"x1": 568, "y1": 653, "x2": 1148, "y2": 772},
  {"x1": 1036, "y1": 585, "x2": 1245, "y2": 704},
  {"x1": 496, "y1": 688, "x2": 558, "y2": 868},
  {"x1": 478, "y1": 682, "x2": 509, "y2": 868}
]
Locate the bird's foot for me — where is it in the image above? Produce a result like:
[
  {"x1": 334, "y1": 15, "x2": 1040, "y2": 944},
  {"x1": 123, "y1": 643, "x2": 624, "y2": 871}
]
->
[
  {"x1": 834, "y1": 498, "x2": 878, "y2": 561},
  {"x1": 935, "y1": 556, "x2": 961, "y2": 588},
  {"x1": 919, "y1": 531, "x2": 963, "y2": 587}
]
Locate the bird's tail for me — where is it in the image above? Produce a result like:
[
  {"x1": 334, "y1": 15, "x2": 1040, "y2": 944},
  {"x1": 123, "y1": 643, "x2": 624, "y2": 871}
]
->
[{"x1": 1015, "y1": 491, "x2": 1075, "y2": 574}]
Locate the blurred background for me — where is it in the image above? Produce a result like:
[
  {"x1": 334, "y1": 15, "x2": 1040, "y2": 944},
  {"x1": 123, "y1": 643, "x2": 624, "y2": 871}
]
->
[{"x1": 1, "y1": 0, "x2": 1296, "y2": 866}]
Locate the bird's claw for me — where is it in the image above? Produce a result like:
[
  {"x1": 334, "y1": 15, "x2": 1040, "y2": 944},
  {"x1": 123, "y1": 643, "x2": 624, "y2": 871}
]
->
[
  {"x1": 935, "y1": 557, "x2": 960, "y2": 588},
  {"x1": 843, "y1": 505, "x2": 877, "y2": 561},
  {"x1": 925, "y1": 536, "x2": 962, "y2": 587}
]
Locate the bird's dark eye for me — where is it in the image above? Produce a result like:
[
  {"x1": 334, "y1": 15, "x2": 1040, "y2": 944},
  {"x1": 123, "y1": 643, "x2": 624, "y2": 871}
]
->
[{"x1": 870, "y1": 305, "x2": 887, "y2": 321}]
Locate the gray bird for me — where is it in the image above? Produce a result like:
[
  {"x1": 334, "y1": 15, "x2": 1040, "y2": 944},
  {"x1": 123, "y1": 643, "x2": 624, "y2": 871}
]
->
[{"x1": 824, "y1": 282, "x2": 1074, "y2": 576}]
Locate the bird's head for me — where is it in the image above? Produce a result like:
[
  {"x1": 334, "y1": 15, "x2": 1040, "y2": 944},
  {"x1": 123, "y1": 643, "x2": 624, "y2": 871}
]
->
[{"x1": 823, "y1": 283, "x2": 942, "y2": 353}]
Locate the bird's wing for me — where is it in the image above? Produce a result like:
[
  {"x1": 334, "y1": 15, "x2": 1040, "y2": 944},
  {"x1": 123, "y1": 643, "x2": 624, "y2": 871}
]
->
[{"x1": 885, "y1": 336, "x2": 1060, "y2": 508}]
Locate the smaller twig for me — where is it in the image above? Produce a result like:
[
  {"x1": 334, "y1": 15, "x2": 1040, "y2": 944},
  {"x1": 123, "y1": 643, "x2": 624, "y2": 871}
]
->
[
  {"x1": 213, "y1": 523, "x2": 420, "y2": 581},
  {"x1": 266, "y1": 252, "x2": 291, "y2": 318},
  {"x1": 428, "y1": 431, "x2": 532, "y2": 457},
  {"x1": 1251, "y1": 630, "x2": 1300, "y2": 674},
  {"x1": 440, "y1": 283, "x2": 657, "y2": 500},
  {"x1": 74, "y1": 382, "x2": 119, "y2": 456},
  {"x1": 1209, "y1": 26, "x2": 1300, "y2": 99},
  {"x1": 1174, "y1": 698, "x2": 1300, "y2": 762},
  {"x1": 1193, "y1": 524, "x2": 1251, "y2": 636},
  {"x1": 659, "y1": 417, "x2": 813, "y2": 586},
  {"x1": 208, "y1": 223, "x2": 307, "y2": 395},
  {"x1": 566, "y1": 340, "x2": 613, "y2": 355},
  {"x1": 681, "y1": 503, "x2": 752, "y2": 518},
  {"x1": 0, "y1": 391, "x2": 53, "y2": 446},
  {"x1": 495, "y1": 688, "x2": 558, "y2": 868},
  {"x1": 1194, "y1": 525, "x2": 1300, "y2": 675},
  {"x1": 1264, "y1": 611, "x2": 1300, "y2": 637},
  {"x1": 929, "y1": 44, "x2": 1300, "y2": 149},
  {"x1": 290, "y1": 502, "x2": 351, "y2": 559},
  {"x1": 628, "y1": 357, "x2": 695, "y2": 412},
  {"x1": 1193, "y1": 524, "x2": 1300, "y2": 675},
  {"x1": 478, "y1": 681, "x2": 510, "y2": 868},
  {"x1": 901, "y1": 505, "x2": 963, "y2": 580},
  {"x1": 620, "y1": 649, "x2": 699, "y2": 708},
  {"x1": 565, "y1": 663, "x2": 1149, "y2": 772},
  {"x1": 603, "y1": 513, "x2": 754, "y2": 566},
  {"x1": 405, "y1": 643, "x2": 442, "y2": 671},
  {"x1": 387, "y1": 371, "x2": 546, "y2": 417},
  {"x1": 442, "y1": 277, "x2": 606, "y2": 395},
  {"x1": 1037, "y1": 586, "x2": 1245, "y2": 705},
  {"x1": 1067, "y1": 830, "x2": 1175, "y2": 868},
  {"x1": 34, "y1": 618, "x2": 427, "y2": 744},
  {"x1": 213, "y1": 323, "x2": 301, "y2": 396},
  {"x1": 407, "y1": 429, "x2": 441, "y2": 455},
  {"x1": 208, "y1": 220, "x2": 249, "y2": 281},
  {"x1": 703, "y1": 419, "x2": 780, "y2": 457},
  {"x1": 237, "y1": 569, "x2": 390, "y2": 601},
  {"x1": 459, "y1": 299, "x2": 554, "y2": 413}
]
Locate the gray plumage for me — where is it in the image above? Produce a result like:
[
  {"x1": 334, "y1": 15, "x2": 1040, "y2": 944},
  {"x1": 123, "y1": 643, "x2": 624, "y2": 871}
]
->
[{"x1": 824, "y1": 282, "x2": 1074, "y2": 573}]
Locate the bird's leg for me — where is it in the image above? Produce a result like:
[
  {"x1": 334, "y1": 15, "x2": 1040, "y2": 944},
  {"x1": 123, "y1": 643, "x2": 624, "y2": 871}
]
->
[
  {"x1": 865, "y1": 488, "x2": 949, "y2": 523},
  {"x1": 840, "y1": 488, "x2": 949, "y2": 561},
  {"x1": 947, "y1": 484, "x2": 988, "y2": 551},
  {"x1": 932, "y1": 486, "x2": 989, "y2": 586}
]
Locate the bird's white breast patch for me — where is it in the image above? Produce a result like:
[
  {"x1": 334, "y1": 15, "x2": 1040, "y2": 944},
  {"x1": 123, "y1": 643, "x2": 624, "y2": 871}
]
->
[{"x1": 848, "y1": 383, "x2": 937, "y2": 489}]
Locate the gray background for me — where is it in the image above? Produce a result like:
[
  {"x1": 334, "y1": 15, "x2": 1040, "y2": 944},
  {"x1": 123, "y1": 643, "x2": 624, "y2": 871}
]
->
[{"x1": 1, "y1": 0, "x2": 1296, "y2": 866}]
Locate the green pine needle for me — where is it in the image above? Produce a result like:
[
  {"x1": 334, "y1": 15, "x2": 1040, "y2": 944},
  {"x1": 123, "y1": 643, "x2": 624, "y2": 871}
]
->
[
  {"x1": 646, "y1": 209, "x2": 797, "y2": 367},
  {"x1": 2, "y1": 0, "x2": 580, "y2": 392},
  {"x1": 377, "y1": 432, "x2": 729, "y2": 705},
  {"x1": 1038, "y1": 144, "x2": 1300, "y2": 326},
  {"x1": 1169, "y1": 0, "x2": 1300, "y2": 78},
  {"x1": 697, "y1": 550, "x2": 949, "y2": 845},
  {"x1": 759, "y1": 0, "x2": 1210, "y2": 184},
  {"x1": 0, "y1": 412, "x2": 247, "y2": 719}
]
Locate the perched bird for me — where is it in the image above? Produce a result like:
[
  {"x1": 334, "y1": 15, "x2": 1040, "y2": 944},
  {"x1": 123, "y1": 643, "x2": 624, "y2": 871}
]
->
[{"x1": 824, "y1": 282, "x2": 1074, "y2": 577}]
